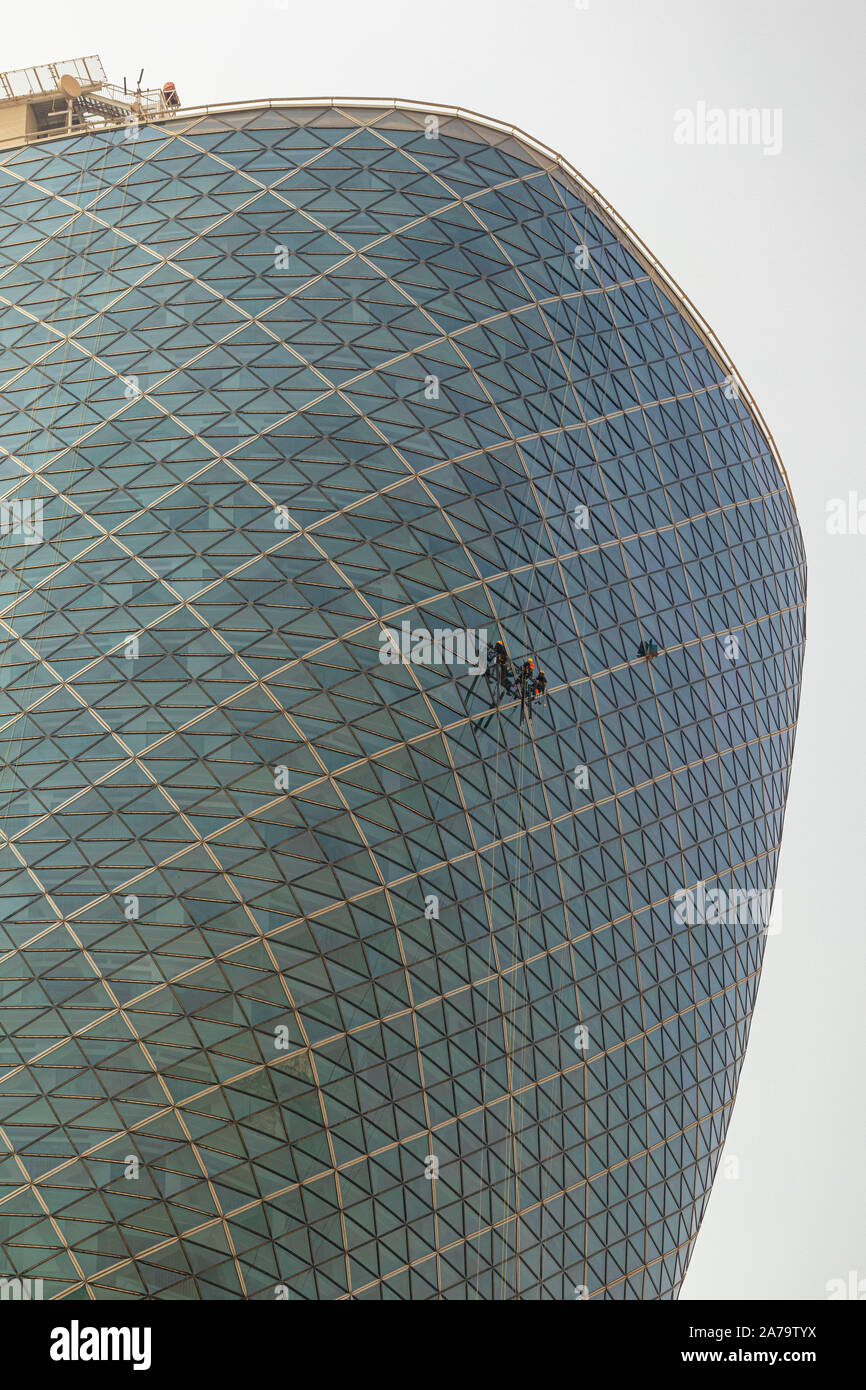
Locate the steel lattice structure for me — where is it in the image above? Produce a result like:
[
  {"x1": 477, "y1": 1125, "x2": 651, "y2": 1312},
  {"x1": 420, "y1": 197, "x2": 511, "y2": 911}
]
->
[{"x1": 0, "y1": 101, "x2": 804, "y2": 1299}]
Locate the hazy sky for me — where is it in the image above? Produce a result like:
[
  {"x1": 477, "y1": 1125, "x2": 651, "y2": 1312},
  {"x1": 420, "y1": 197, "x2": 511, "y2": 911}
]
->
[{"x1": 2, "y1": 0, "x2": 863, "y2": 1300}]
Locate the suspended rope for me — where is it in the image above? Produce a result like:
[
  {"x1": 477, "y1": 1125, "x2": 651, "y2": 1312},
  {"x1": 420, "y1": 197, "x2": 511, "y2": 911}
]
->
[
  {"x1": 492, "y1": 189, "x2": 631, "y2": 1297},
  {"x1": 530, "y1": 203, "x2": 626, "y2": 1291},
  {"x1": 0, "y1": 125, "x2": 137, "y2": 1003},
  {"x1": 0, "y1": 129, "x2": 117, "y2": 830},
  {"x1": 480, "y1": 200, "x2": 592, "y2": 1299}
]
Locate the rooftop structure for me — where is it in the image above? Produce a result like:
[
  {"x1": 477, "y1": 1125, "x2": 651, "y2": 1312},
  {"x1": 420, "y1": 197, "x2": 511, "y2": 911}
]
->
[{"x1": 0, "y1": 54, "x2": 179, "y2": 147}]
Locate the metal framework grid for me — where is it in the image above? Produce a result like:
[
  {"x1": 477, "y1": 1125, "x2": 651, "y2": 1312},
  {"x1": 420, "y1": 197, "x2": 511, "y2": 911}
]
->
[{"x1": 0, "y1": 100, "x2": 805, "y2": 1299}]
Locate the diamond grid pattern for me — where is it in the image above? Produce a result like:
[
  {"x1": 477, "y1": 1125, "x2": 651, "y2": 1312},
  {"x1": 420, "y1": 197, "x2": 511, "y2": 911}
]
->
[{"x1": 0, "y1": 103, "x2": 804, "y2": 1300}]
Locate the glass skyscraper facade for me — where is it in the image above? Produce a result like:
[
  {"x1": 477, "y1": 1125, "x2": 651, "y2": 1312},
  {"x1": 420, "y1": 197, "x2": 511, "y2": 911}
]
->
[{"x1": 0, "y1": 101, "x2": 805, "y2": 1299}]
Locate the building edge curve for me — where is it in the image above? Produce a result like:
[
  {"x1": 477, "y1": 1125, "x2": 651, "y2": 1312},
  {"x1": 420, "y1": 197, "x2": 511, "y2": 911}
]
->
[{"x1": 0, "y1": 93, "x2": 801, "y2": 531}]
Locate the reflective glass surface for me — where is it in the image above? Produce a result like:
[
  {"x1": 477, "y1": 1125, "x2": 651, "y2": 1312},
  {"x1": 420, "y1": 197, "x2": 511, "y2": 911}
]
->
[{"x1": 0, "y1": 105, "x2": 805, "y2": 1299}]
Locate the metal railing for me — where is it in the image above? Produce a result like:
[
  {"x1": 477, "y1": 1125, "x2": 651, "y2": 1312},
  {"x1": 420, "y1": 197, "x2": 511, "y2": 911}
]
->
[
  {"x1": 0, "y1": 55, "x2": 105, "y2": 100},
  {"x1": 99, "y1": 82, "x2": 169, "y2": 117}
]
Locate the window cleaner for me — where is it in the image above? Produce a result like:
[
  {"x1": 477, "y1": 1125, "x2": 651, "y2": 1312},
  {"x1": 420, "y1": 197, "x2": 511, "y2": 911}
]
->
[
  {"x1": 490, "y1": 640, "x2": 513, "y2": 695},
  {"x1": 637, "y1": 638, "x2": 660, "y2": 660}
]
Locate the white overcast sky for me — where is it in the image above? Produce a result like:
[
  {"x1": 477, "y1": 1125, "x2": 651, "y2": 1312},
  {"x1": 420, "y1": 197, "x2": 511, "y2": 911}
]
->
[{"x1": 1, "y1": 0, "x2": 863, "y2": 1300}]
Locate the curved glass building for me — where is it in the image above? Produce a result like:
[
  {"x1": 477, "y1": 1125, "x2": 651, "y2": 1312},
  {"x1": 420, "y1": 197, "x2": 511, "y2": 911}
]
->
[{"x1": 0, "y1": 86, "x2": 805, "y2": 1300}]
